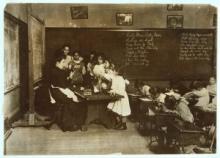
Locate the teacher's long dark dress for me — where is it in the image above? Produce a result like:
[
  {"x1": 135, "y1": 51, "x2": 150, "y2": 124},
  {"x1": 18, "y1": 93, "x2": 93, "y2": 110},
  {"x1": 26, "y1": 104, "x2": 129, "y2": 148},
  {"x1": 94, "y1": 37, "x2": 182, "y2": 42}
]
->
[{"x1": 50, "y1": 66, "x2": 87, "y2": 131}]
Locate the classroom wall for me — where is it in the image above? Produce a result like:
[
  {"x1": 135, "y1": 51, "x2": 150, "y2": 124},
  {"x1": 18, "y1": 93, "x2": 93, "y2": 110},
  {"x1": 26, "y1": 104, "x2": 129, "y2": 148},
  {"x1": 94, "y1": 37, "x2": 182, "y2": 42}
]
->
[
  {"x1": 31, "y1": 4, "x2": 216, "y2": 28},
  {"x1": 3, "y1": 3, "x2": 217, "y2": 119},
  {"x1": 4, "y1": 4, "x2": 28, "y2": 120},
  {"x1": 4, "y1": 3, "x2": 28, "y2": 23},
  {"x1": 39, "y1": 3, "x2": 216, "y2": 88}
]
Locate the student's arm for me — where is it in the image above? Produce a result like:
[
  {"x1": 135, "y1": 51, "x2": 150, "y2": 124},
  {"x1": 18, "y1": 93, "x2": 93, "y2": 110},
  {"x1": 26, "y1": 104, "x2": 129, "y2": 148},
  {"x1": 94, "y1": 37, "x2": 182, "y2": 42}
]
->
[
  {"x1": 162, "y1": 104, "x2": 179, "y2": 115},
  {"x1": 192, "y1": 88, "x2": 207, "y2": 97},
  {"x1": 82, "y1": 64, "x2": 86, "y2": 75}
]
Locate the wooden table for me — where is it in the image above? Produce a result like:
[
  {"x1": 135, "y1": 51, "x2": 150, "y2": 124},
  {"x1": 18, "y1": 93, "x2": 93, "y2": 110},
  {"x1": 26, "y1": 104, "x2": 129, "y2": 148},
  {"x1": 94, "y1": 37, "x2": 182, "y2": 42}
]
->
[{"x1": 74, "y1": 90, "x2": 123, "y2": 130}]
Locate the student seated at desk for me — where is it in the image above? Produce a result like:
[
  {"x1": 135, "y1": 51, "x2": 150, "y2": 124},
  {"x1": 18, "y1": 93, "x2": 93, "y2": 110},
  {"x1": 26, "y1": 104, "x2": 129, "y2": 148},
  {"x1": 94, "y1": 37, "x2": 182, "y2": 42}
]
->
[
  {"x1": 107, "y1": 68, "x2": 131, "y2": 130},
  {"x1": 136, "y1": 81, "x2": 151, "y2": 97},
  {"x1": 185, "y1": 81, "x2": 210, "y2": 108},
  {"x1": 206, "y1": 76, "x2": 216, "y2": 101},
  {"x1": 50, "y1": 53, "x2": 87, "y2": 132},
  {"x1": 201, "y1": 96, "x2": 216, "y2": 112},
  {"x1": 149, "y1": 87, "x2": 166, "y2": 105},
  {"x1": 163, "y1": 92, "x2": 194, "y2": 123}
]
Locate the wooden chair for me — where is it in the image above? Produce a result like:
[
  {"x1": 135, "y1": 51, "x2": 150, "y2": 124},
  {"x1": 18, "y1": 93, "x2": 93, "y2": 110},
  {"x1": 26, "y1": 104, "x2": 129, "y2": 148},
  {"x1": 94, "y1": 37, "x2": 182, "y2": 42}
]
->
[
  {"x1": 167, "y1": 119, "x2": 205, "y2": 153},
  {"x1": 149, "y1": 112, "x2": 178, "y2": 146}
]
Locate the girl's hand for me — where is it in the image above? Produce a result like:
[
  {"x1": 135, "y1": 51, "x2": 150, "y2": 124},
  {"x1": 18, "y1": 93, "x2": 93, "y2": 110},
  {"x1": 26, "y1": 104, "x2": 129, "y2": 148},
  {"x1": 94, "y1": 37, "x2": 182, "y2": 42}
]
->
[
  {"x1": 109, "y1": 90, "x2": 116, "y2": 96},
  {"x1": 69, "y1": 71, "x2": 74, "y2": 79},
  {"x1": 68, "y1": 64, "x2": 72, "y2": 70}
]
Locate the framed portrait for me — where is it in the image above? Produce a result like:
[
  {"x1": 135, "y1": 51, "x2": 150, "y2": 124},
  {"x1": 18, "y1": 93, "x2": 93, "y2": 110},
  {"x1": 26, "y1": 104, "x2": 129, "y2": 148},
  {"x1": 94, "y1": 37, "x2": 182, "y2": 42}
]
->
[
  {"x1": 70, "y1": 6, "x2": 88, "y2": 19},
  {"x1": 167, "y1": 4, "x2": 183, "y2": 11},
  {"x1": 167, "y1": 15, "x2": 183, "y2": 28},
  {"x1": 116, "y1": 12, "x2": 133, "y2": 26}
]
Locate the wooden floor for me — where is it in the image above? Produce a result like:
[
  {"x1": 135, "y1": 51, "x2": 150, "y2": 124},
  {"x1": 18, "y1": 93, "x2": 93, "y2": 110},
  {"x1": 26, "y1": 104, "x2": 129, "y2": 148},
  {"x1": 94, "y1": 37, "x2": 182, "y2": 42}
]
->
[{"x1": 6, "y1": 121, "x2": 155, "y2": 155}]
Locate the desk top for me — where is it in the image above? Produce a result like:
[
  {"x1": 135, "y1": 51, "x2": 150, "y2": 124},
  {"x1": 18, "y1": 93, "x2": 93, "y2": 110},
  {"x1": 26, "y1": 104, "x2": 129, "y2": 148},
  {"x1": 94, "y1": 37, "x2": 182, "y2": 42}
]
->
[
  {"x1": 169, "y1": 120, "x2": 204, "y2": 133},
  {"x1": 128, "y1": 93, "x2": 142, "y2": 97},
  {"x1": 139, "y1": 97, "x2": 153, "y2": 102},
  {"x1": 193, "y1": 106, "x2": 216, "y2": 114},
  {"x1": 74, "y1": 90, "x2": 123, "y2": 101}
]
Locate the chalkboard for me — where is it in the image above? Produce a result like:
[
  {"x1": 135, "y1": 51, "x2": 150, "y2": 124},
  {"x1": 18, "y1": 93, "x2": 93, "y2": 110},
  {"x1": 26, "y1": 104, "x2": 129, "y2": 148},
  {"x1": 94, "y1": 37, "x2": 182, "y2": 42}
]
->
[
  {"x1": 46, "y1": 28, "x2": 215, "y2": 80},
  {"x1": 30, "y1": 16, "x2": 45, "y2": 83},
  {"x1": 4, "y1": 16, "x2": 20, "y2": 92}
]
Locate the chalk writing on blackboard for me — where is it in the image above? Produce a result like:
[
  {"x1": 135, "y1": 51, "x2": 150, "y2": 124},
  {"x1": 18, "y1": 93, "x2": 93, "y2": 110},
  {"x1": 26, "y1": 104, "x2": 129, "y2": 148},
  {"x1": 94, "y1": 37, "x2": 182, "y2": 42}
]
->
[
  {"x1": 125, "y1": 32, "x2": 162, "y2": 66},
  {"x1": 179, "y1": 32, "x2": 213, "y2": 61}
]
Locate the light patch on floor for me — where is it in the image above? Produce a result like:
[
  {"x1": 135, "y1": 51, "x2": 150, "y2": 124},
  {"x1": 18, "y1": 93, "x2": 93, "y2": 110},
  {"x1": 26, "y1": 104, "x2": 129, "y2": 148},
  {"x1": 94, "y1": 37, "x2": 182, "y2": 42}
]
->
[{"x1": 6, "y1": 121, "x2": 153, "y2": 155}]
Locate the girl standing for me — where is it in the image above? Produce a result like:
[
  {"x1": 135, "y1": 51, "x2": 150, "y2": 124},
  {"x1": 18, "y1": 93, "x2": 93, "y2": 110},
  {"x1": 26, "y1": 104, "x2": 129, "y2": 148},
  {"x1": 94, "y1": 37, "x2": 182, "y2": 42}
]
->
[{"x1": 107, "y1": 69, "x2": 131, "y2": 130}]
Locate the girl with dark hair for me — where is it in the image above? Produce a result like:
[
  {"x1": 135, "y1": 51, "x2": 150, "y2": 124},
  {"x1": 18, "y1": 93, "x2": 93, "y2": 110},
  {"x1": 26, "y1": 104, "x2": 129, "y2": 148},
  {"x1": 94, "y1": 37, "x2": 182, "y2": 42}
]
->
[
  {"x1": 68, "y1": 51, "x2": 86, "y2": 86},
  {"x1": 61, "y1": 45, "x2": 74, "y2": 68},
  {"x1": 50, "y1": 53, "x2": 87, "y2": 132}
]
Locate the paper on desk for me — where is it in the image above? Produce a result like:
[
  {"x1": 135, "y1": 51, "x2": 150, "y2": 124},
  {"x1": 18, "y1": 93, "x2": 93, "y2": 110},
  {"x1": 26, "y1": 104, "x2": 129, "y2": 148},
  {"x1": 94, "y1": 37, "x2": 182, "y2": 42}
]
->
[
  {"x1": 139, "y1": 97, "x2": 152, "y2": 102},
  {"x1": 128, "y1": 93, "x2": 141, "y2": 97}
]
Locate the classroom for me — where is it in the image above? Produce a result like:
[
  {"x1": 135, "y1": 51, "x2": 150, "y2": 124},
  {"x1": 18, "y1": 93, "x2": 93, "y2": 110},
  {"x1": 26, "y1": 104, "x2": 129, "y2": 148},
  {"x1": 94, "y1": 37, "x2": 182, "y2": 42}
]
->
[{"x1": 3, "y1": 3, "x2": 217, "y2": 155}]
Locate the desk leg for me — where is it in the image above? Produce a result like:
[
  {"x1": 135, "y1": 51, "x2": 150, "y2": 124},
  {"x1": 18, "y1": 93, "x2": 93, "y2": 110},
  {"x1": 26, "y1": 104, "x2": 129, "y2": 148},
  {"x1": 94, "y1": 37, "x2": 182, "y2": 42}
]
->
[
  {"x1": 179, "y1": 135, "x2": 185, "y2": 153},
  {"x1": 81, "y1": 123, "x2": 88, "y2": 131},
  {"x1": 84, "y1": 102, "x2": 100, "y2": 130},
  {"x1": 149, "y1": 117, "x2": 157, "y2": 145}
]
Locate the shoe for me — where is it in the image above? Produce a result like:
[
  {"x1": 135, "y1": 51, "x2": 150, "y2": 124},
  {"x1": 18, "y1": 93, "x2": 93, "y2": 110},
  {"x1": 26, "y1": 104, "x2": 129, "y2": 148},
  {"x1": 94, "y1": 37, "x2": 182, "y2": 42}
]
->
[
  {"x1": 115, "y1": 123, "x2": 127, "y2": 130},
  {"x1": 80, "y1": 125, "x2": 88, "y2": 131},
  {"x1": 114, "y1": 122, "x2": 122, "y2": 129},
  {"x1": 43, "y1": 121, "x2": 54, "y2": 130},
  {"x1": 70, "y1": 125, "x2": 80, "y2": 131}
]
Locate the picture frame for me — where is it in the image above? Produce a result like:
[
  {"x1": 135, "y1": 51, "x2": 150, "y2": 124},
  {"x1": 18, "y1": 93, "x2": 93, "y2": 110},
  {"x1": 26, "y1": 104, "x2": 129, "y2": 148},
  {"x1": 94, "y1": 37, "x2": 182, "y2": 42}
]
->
[
  {"x1": 167, "y1": 4, "x2": 183, "y2": 11},
  {"x1": 70, "y1": 6, "x2": 88, "y2": 19},
  {"x1": 167, "y1": 15, "x2": 183, "y2": 28},
  {"x1": 116, "y1": 12, "x2": 133, "y2": 26}
]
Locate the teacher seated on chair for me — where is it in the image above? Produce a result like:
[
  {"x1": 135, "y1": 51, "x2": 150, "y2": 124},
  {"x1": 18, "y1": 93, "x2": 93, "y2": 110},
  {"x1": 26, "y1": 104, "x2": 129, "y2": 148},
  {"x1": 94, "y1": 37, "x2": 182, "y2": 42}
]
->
[{"x1": 50, "y1": 52, "x2": 87, "y2": 132}]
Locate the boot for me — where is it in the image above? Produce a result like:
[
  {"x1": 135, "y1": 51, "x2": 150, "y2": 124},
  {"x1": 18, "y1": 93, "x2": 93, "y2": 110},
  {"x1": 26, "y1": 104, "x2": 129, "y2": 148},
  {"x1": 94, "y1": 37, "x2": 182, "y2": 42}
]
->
[
  {"x1": 114, "y1": 121, "x2": 122, "y2": 129},
  {"x1": 116, "y1": 123, "x2": 127, "y2": 130}
]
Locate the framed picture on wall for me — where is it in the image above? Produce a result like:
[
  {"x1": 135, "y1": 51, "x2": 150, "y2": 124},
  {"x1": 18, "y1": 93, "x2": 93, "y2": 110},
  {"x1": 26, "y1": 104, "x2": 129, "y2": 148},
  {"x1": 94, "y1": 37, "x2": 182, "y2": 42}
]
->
[
  {"x1": 167, "y1": 4, "x2": 183, "y2": 11},
  {"x1": 167, "y1": 15, "x2": 183, "y2": 28},
  {"x1": 70, "y1": 6, "x2": 88, "y2": 19},
  {"x1": 116, "y1": 12, "x2": 133, "y2": 26}
]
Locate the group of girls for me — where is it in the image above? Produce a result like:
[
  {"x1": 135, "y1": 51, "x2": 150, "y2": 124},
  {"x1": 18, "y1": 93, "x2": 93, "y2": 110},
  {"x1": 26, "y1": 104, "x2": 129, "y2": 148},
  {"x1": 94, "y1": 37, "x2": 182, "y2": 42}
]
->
[{"x1": 59, "y1": 45, "x2": 131, "y2": 130}]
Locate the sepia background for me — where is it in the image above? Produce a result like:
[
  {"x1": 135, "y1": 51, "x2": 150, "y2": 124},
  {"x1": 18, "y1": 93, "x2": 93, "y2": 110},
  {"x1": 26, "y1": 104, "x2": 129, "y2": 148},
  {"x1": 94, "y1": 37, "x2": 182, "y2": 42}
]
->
[{"x1": 3, "y1": 3, "x2": 217, "y2": 155}]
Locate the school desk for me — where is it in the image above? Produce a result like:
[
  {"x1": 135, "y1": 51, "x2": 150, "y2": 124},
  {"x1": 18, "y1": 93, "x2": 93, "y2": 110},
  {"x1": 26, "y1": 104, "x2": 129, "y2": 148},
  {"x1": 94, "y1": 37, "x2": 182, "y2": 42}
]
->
[
  {"x1": 137, "y1": 98, "x2": 182, "y2": 145},
  {"x1": 74, "y1": 90, "x2": 123, "y2": 130},
  {"x1": 191, "y1": 106, "x2": 216, "y2": 127}
]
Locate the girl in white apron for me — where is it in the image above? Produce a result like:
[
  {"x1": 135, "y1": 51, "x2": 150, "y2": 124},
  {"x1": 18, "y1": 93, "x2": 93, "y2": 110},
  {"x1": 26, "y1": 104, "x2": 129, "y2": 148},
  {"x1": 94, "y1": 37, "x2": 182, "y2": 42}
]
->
[{"x1": 107, "y1": 70, "x2": 131, "y2": 130}]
